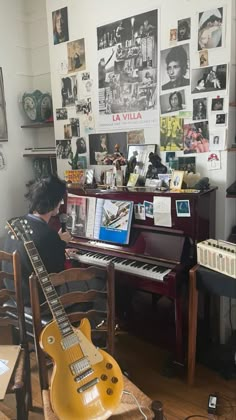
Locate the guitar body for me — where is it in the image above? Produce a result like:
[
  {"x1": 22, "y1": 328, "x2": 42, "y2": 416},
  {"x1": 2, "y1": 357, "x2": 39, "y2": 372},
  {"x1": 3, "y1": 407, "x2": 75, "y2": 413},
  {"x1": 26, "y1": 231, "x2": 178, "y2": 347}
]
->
[{"x1": 40, "y1": 318, "x2": 123, "y2": 420}]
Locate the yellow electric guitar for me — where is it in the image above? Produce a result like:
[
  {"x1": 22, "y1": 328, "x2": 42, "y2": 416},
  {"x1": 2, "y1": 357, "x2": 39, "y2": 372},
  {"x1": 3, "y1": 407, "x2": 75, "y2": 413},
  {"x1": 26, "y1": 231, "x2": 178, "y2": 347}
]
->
[{"x1": 7, "y1": 218, "x2": 123, "y2": 420}]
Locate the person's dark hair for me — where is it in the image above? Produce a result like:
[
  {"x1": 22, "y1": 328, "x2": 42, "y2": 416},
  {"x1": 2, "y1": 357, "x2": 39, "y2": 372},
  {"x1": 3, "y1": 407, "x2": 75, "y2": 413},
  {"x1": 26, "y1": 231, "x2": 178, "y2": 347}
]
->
[
  {"x1": 166, "y1": 46, "x2": 188, "y2": 74},
  {"x1": 169, "y1": 91, "x2": 182, "y2": 108},
  {"x1": 25, "y1": 175, "x2": 66, "y2": 214}
]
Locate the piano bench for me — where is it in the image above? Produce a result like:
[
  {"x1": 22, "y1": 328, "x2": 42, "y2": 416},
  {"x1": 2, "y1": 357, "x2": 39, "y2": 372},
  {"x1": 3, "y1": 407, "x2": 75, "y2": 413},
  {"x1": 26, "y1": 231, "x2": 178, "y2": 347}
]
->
[{"x1": 42, "y1": 375, "x2": 161, "y2": 419}]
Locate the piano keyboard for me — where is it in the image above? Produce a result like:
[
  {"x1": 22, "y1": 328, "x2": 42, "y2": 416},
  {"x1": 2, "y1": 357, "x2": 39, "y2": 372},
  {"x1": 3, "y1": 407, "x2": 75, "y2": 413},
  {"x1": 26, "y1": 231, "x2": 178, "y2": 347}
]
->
[{"x1": 72, "y1": 250, "x2": 172, "y2": 281}]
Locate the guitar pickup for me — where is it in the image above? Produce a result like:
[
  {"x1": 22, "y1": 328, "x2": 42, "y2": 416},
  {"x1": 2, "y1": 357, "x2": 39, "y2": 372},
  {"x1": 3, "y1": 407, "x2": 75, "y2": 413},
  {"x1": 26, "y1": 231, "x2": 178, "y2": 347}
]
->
[
  {"x1": 74, "y1": 368, "x2": 93, "y2": 382},
  {"x1": 77, "y1": 378, "x2": 99, "y2": 393}
]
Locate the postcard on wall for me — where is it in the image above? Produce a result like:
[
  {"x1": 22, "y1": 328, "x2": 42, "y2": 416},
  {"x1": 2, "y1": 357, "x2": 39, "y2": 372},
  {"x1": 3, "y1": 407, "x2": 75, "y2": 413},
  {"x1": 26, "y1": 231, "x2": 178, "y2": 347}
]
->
[
  {"x1": 177, "y1": 18, "x2": 191, "y2": 42},
  {"x1": 160, "y1": 116, "x2": 184, "y2": 151},
  {"x1": 160, "y1": 90, "x2": 186, "y2": 115},
  {"x1": 67, "y1": 39, "x2": 86, "y2": 73},
  {"x1": 207, "y1": 151, "x2": 221, "y2": 170},
  {"x1": 97, "y1": 9, "x2": 159, "y2": 130},
  {"x1": 153, "y1": 196, "x2": 172, "y2": 227},
  {"x1": 209, "y1": 129, "x2": 226, "y2": 151},
  {"x1": 183, "y1": 121, "x2": 209, "y2": 154},
  {"x1": 52, "y1": 7, "x2": 69, "y2": 45}
]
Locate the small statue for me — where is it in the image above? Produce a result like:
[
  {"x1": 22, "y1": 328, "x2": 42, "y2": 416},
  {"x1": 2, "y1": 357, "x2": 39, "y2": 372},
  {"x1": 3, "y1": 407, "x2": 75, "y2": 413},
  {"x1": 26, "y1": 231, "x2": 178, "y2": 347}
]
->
[{"x1": 146, "y1": 152, "x2": 167, "y2": 179}]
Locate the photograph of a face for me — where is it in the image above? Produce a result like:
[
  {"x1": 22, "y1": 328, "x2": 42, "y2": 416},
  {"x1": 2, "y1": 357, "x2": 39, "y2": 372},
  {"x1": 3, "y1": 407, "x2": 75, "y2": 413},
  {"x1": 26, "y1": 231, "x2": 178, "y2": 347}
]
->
[
  {"x1": 61, "y1": 75, "x2": 78, "y2": 107},
  {"x1": 216, "y1": 114, "x2": 226, "y2": 125},
  {"x1": 161, "y1": 44, "x2": 190, "y2": 91},
  {"x1": 89, "y1": 132, "x2": 127, "y2": 165},
  {"x1": 0, "y1": 68, "x2": 8, "y2": 141},
  {"x1": 52, "y1": 7, "x2": 69, "y2": 45},
  {"x1": 198, "y1": 8, "x2": 223, "y2": 51},
  {"x1": 176, "y1": 200, "x2": 190, "y2": 217},
  {"x1": 67, "y1": 39, "x2": 86, "y2": 73},
  {"x1": 211, "y1": 97, "x2": 224, "y2": 111},
  {"x1": 177, "y1": 18, "x2": 191, "y2": 41},
  {"x1": 191, "y1": 64, "x2": 227, "y2": 93},
  {"x1": 160, "y1": 90, "x2": 186, "y2": 114},
  {"x1": 193, "y1": 98, "x2": 207, "y2": 121}
]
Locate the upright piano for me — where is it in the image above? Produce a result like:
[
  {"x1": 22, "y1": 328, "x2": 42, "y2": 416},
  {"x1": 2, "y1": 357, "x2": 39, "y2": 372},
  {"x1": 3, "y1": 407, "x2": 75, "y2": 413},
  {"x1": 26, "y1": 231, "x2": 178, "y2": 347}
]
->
[{"x1": 66, "y1": 187, "x2": 217, "y2": 363}]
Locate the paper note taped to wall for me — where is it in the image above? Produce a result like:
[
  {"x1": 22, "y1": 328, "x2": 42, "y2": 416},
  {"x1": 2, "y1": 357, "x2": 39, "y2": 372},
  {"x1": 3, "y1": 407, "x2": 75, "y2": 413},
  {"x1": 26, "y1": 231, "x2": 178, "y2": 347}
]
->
[{"x1": 153, "y1": 196, "x2": 172, "y2": 227}]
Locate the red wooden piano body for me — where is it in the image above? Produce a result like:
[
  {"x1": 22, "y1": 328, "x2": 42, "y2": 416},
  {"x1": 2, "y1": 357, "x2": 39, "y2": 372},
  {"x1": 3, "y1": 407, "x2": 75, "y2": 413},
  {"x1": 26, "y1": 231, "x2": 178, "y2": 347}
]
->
[{"x1": 66, "y1": 187, "x2": 217, "y2": 362}]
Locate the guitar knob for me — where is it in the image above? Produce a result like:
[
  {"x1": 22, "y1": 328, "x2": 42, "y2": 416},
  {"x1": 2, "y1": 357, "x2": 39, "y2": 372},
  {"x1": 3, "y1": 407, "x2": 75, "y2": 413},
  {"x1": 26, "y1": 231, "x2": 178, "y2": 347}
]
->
[
  {"x1": 101, "y1": 374, "x2": 108, "y2": 381},
  {"x1": 106, "y1": 388, "x2": 113, "y2": 395},
  {"x1": 106, "y1": 363, "x2": 113, "y2": 370},
  {"x1": 111, "y1": 377, "x2": 118, "y2": 383}
]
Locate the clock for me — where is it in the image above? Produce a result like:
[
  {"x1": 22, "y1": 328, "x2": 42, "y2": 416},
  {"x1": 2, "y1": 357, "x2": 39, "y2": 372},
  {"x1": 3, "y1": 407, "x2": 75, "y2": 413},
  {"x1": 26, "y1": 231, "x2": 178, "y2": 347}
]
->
[{"x1": 22, "y1": 90, "x2": 52, "y2": 122}]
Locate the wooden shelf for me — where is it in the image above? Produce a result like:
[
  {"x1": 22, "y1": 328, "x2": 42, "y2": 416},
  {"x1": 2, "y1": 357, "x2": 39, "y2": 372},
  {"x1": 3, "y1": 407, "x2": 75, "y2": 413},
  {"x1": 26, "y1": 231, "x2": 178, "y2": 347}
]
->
[
  {"x1": 21, "y1": 122, "x2": 54, "y2": 128},
  {"x1": 23, "y1": 150, "x2": 56, "y2": 158}
]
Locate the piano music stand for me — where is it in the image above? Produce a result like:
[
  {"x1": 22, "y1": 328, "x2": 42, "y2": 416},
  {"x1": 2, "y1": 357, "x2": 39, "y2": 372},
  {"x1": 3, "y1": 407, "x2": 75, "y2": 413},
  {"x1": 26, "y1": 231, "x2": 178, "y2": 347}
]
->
[{"x1": 188, "y1": 264, "x2": 236, "y2": 385}]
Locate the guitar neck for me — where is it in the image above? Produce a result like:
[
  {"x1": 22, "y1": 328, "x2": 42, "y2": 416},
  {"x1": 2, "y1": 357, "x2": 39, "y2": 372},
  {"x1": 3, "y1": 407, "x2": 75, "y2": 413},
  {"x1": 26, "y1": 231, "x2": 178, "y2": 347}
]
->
[{"x1": 25, "y1": 241, "x2": 73, "y2": 338}]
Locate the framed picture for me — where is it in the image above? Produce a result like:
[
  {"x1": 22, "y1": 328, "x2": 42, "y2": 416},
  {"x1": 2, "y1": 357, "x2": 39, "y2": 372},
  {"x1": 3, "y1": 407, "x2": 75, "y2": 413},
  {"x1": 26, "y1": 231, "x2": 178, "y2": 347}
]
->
[
  {"x1": 170, "y1": 170, "x2": 184, "y2": 190},
  {"x1": 0, "y1": 68, "x2": 8, "y2": 142},
  {"x1": 127, "y1": 144, "x2": 156, "y2": 177}
]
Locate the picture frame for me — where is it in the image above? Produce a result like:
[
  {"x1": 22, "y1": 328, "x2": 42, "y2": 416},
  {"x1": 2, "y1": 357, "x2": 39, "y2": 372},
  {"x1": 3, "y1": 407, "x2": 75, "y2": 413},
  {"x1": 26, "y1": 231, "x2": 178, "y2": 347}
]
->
[
  {"x1": 170, "y1": 170, "x2": 185, "y2": 190},
  {"x1": 127, "y1": 144, "x2": 156, "y2": 177},
  {"x1": 0, "y1": 68, "x2": 8, "y2": 142}
]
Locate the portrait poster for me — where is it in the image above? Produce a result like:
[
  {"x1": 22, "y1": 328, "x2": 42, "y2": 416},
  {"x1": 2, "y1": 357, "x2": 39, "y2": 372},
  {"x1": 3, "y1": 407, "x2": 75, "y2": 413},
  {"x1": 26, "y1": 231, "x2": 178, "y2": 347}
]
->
[
  {"x1": 160, "y1": 44, "x2": 190, "y2": 91},
  {"x1": 97, "y1": 9, "x2": 159, "y2": 130},
  {"x1": 160, "y1": 89, "x2": 186, "y2": 115},
  {"x1": 198, "y1": 8, "x2": 224, "y2": 51},
  {"x1": 0, "y1": 68, "x2": 8, "y2": 142}
]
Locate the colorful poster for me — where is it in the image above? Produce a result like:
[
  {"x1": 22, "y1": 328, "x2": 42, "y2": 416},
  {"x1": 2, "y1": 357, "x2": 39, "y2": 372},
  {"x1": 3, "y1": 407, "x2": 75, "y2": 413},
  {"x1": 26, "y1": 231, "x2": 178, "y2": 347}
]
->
[{"x1": 97, "y1": 9, "x2": 159, "y2": 129}]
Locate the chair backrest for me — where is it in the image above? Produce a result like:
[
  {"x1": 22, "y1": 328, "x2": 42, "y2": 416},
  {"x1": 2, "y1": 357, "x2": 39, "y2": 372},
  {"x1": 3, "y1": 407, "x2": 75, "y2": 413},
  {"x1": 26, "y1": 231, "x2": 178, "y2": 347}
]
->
[
  {"x1": 29, "y1": 263, "x2": 115, "y2": 391},
  {"x1": 0, "y1": 250, "x2": 27, "y2": 346}
]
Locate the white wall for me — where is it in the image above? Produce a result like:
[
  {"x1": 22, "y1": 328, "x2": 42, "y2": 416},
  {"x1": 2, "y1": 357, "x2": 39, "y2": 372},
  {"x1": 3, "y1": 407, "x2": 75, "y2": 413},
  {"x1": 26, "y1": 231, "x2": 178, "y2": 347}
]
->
[
  {"x1": 46, "y1": 0, "x2": 235, "y2": 243},
  {"x1": 0, "y1": 0, "x2": 52, "y2": 246}
]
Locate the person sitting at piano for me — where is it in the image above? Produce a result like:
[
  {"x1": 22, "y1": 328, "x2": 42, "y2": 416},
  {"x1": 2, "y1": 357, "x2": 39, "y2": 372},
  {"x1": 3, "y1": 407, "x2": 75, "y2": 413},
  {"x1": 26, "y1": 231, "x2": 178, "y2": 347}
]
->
[{"x1": 3, "y1": 175, "x2": 106, "y2": 322}]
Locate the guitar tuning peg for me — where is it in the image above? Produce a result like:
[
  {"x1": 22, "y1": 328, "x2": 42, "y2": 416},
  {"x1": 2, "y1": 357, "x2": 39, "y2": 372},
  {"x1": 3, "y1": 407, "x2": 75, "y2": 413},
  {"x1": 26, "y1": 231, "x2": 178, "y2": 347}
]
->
[
  {"x1": 10, "y1": 235, "x2": 15, "y2": 240},
  {"x1": 24, "y1": 220, "x2": 28, "y2": 225},
  {"x1": 29, "y1": 229, "x2": 33, "y2": 234}
]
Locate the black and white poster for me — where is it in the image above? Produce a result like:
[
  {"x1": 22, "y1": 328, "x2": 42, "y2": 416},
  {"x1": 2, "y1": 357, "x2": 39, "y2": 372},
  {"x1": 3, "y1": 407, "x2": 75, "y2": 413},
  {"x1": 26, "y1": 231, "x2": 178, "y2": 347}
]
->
[
  {"x1": 97, "y1": 9, "x2": 159, "y2": 130},
  {"x1": 198, "y1": 8, "x2": 224, "y2": 51},
  {"x1": 191, "y1": 64, "x2": 227, "y2": 93}
]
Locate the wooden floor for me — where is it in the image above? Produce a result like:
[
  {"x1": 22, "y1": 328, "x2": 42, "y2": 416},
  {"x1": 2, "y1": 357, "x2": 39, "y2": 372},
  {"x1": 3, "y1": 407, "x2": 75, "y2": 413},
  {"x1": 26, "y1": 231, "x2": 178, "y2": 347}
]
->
[{"x1": 1, "y1": 331, "x2": 236, "y2": 420}]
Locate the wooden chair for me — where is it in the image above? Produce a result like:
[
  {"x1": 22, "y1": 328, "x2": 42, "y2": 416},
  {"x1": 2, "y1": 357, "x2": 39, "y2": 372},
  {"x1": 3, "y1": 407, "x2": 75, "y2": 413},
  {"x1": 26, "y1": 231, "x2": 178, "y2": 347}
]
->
[
  {"x1": 29, "y1": 264, "x2": 161, "y2": 419},
  {"x1": 0, "y1": 250, "x2": 32, "y2": 420}
]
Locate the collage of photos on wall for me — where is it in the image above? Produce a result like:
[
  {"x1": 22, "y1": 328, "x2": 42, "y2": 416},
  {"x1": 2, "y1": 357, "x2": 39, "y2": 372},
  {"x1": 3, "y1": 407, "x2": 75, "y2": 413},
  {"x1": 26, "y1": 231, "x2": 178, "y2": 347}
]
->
[
  {"x1": 159, "y1": 6, "x2": 227, "y2": 163},
  {"x1": 52, "y1": 4, "x2": 229, "y2": 183}
]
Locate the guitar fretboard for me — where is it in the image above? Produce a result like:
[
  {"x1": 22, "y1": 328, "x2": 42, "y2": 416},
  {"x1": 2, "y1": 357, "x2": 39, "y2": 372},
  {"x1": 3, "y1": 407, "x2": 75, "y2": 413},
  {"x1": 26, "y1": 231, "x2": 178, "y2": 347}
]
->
[{"x1": 25, "y1": 241, "x2": 74, "y2": 338}]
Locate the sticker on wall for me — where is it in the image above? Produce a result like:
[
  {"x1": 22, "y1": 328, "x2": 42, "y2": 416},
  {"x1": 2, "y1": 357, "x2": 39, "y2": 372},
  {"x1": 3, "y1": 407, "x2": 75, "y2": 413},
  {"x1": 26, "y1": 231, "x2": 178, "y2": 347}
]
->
[
  {"x1": 207, "y1": 151, "x2": 221, "y2": 170},
  {"x1": 52, "y1": 7, "x2": 69, "y2": 45},
  {"x1": 97, "y1": 8, "x2": 159, "y2": 130}
]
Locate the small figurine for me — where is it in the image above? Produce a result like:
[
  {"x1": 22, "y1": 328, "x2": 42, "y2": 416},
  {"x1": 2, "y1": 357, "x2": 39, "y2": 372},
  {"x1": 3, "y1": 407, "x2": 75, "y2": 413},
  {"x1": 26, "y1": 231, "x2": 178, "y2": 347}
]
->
[{"x1": 146, "y1": 152, "x2": 167, "y2": 179}]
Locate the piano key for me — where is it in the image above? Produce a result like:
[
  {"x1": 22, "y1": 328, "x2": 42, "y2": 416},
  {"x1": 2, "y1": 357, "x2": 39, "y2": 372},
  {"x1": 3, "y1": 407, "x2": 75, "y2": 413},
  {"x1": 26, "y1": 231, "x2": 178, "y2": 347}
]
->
[{"x1": 72, "y1": 251, "x2": 171, "y2": 281}]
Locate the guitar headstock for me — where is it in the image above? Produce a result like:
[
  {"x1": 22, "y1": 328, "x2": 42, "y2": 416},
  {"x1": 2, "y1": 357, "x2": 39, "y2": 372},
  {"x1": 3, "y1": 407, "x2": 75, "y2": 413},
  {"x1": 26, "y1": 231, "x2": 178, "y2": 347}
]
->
[{"x1": 6, "y1": 218, "x2": 33, "y2": 243}]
